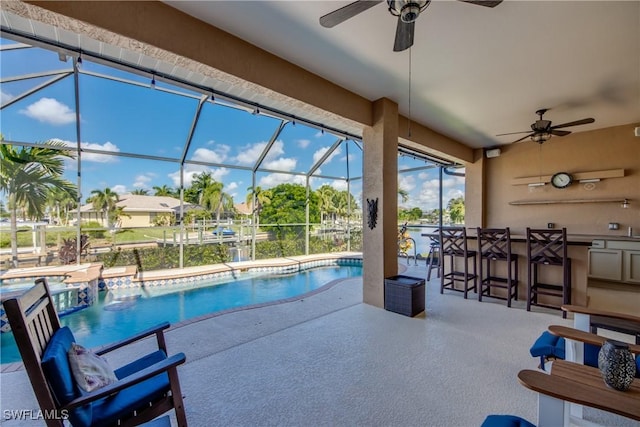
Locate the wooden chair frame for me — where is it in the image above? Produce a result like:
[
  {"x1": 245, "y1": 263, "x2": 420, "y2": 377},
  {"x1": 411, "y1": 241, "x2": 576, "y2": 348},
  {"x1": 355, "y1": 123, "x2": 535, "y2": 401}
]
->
[
  {"x1": 526, "y1": 228, "x2": 571, "y2": 318},
  {"x1": 476, "y1": 227, "x2": 518, "y2": 307},
  {"x1": 439, "y1": 227, "x2": 477, "y2": 299},
  {"x1": 3, "y1": 278, "x2": 188, "y2": 427}
]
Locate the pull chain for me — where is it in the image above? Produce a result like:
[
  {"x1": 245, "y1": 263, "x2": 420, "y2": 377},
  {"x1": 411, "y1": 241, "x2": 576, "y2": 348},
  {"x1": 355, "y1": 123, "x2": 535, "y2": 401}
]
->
[{"x1": 408, "y1": 46, "x2": 412, "y2": 138}]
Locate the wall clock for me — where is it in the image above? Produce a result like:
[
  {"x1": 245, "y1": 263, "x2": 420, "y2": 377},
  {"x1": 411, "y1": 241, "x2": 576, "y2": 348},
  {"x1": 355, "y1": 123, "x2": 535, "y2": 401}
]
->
[{"x1": 551, "y1": 172, "x2": 573, "y2": 189}]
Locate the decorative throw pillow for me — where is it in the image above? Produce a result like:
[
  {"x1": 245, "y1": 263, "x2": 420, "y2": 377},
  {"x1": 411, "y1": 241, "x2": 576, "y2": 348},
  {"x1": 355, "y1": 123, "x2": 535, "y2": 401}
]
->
[{"x1": 67, "y1": 343, "x2": 118, "y2": 392}]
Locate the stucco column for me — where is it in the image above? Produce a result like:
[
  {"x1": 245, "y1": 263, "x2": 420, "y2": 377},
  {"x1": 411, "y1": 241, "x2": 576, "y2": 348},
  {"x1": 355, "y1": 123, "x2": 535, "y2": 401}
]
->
[{"x1": 362, "y1": 98, "x2": 399, "y2": 308}]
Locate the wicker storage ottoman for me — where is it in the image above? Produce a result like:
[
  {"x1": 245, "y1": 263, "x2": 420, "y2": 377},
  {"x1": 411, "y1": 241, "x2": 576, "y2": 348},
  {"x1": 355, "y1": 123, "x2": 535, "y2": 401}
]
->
[{"x1": 384, "y1": 275, "x2": 425, "y2": 317}]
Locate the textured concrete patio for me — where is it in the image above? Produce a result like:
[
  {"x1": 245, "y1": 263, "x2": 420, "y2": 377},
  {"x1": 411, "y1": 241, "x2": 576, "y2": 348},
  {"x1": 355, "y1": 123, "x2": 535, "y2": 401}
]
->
[{"x1": 1, "y1": 261, "x2": 637, "y2": 427}]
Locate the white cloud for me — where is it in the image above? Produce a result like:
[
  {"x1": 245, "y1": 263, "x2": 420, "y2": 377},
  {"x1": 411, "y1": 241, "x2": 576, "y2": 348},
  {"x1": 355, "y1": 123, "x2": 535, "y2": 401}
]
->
[
  {"x1": 132, "y1": 173, "x2": 155, "y2": 189},
  {"x1": 398, "y1": 175, "x2": 416, "y2": 192},
  {"x1": 259, "y1": 173, "x2": 305, "y2": 188},
  {"x1": 1, "y1": 90, "x2": 14, "y2": 104},
  {"x1": 235, "y1": 140, "x2": 285, "y2": 165},
  {"x1": 331, "y1": 180, "x2": 348, "y2": 191},
  {"x1": 19, "y1": 97, "x2": 76, "y2": 125},
  {"x1": 297, "y1": 139, "x2": 311, "y2": 149},
  {"x1": 264, "y1": 157, "x2": 297, "y2": 171},
  {"x1": 51, "y1": 138, "x2": 120, "y2": 163},
  {"x1": 312, "y1": 146, "x2": 341, "y2": 165},
  {"x1": 191, "y1": 147, "x2": 227, "y2": 164},
  {"x1": 226, "y1": 182, "x2": 238, "y2": 191},
  {"x1": 112, "y1": 185, "x2": 128, "y2": 195},
  {"x1": 168, "y1": 166, "x2": 229, "y2": 188},
  {"x1": 81, "y1": 141, "x2": 120, "y2": 163}
]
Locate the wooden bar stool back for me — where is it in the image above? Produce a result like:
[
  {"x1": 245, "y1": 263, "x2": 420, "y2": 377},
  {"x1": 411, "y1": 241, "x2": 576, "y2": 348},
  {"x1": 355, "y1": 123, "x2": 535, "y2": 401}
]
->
[
  {"x1": 526, "y1": 228, "x2": 571, "y2": 318},
  {"x1": 439, "y1": 226, "x2": 477, "y2": 299},
  {"x1": 476, "y1": 227, "x2": 519, "y2": 307}
]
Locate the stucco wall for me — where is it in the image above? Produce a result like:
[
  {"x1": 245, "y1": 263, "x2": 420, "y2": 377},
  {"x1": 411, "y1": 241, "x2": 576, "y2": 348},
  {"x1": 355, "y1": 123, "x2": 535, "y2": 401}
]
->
[
  {"x1": 465, "y1": 123, "x2": 640, "y2": 310},
  {"x1": 469, "y1": 123, "x2": 639, "y2": 234}
]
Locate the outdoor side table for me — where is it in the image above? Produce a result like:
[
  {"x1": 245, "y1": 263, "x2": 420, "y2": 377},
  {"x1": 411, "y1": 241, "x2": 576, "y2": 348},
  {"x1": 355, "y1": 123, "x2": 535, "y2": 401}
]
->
[{"x1": 384, "y1": 275, "x2": 425, "y2": 317}]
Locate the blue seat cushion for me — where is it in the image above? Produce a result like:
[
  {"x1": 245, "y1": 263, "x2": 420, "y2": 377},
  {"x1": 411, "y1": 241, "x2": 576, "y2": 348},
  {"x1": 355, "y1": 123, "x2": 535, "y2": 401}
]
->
[
  {"x1": 584, "y1": 343, "x2": 600, "y2": 368},
  {"x1": 74, "y1": 350, "x2": 171, "y2": 427},
  {"x1": 481, "y1": 414, "x2": 536, "y2": 427},
  {"x1": 529, "y1": 331, "x2": 560, "y2": 358},
  {"x1": 41, "y1": 327, "x2": 79, "y2": 405}
]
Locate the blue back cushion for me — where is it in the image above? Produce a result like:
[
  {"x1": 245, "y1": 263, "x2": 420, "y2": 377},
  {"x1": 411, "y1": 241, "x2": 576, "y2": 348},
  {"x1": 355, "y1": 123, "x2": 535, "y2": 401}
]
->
[
  {"x1": 481, "y1": 414, "x2": 536, "y2": 427},
  {"x1": 636, "y1": 354, "x2": 640, "y2": 378},
  {"x1": 584, "y1": 343, "x2": 600, "y2": 368},
  {"x1": 41, "y1": 327, "x2": 93, "y2": 427},
  {"x1": 41, "y1": 326, "x2": 78, "y2": 405},
  {"x1": 529, "y1": 331, "x2": 559, "y2": 357}
]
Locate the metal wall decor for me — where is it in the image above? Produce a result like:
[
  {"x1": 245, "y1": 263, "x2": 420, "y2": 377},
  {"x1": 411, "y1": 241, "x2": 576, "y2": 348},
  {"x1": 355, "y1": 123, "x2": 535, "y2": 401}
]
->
[{"x1": 367, "y1": 197, "x2": 378, "y2": 230}]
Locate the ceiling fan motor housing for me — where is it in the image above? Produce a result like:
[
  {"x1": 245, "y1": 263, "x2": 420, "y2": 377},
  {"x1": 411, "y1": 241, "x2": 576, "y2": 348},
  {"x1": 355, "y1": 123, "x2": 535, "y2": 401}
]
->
[
  {"x1": 532, "y1": 120, "x2": 551, "y2": 131},
  {"x1": 388, "y1": 0, "x2": 430, "y2": 23}
]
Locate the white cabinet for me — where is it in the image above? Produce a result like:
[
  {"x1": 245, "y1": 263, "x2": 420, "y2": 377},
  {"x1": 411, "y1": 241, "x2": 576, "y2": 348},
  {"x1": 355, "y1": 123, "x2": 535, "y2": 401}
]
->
[
  {"x1": 587, "y1": 249, "x2": 623, "y2": 281},
  {"x1": 623, "y1": 250, "x2": 640, "y2": 284}
]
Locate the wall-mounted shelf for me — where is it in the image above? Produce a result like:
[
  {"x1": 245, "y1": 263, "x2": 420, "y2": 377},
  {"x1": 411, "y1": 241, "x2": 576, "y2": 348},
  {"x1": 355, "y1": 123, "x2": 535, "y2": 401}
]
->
[
  {"x1": 511, "y1": 168, "x2": 625, "y2": 186},
  {"x1": 509, "y1": 198, "x2": 630, "y2": 206}
]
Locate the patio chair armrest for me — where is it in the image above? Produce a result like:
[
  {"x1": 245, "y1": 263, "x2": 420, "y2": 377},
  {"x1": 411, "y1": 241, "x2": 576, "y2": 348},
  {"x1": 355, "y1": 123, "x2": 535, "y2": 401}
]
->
[
  {"x1": 63, "y1": 352, "x2": 186, "y2": 410},
  {"x1": 549, "y1": 325, "x2": 640, "y2": 354},
  {"x1": 94, "y1": 322, "x2": 171, "y2": 355}
]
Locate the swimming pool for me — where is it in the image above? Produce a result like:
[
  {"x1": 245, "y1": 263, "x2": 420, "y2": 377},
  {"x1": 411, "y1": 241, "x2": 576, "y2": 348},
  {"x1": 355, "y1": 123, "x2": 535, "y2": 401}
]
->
[{"x1": 1, "y1": 264, "x2": 362, "y2": 364}]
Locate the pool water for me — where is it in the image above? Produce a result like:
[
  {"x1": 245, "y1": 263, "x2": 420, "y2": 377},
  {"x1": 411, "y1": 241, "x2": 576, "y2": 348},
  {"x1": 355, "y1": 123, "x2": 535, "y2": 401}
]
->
[{"x1": 1, "y1": 265, "x2": 362, "y2": 364}]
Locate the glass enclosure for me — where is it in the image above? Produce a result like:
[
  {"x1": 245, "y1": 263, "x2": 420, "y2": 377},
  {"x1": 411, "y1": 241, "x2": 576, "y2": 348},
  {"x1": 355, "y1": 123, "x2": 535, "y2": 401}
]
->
[{"x1": 0, "y1": 34, "x2": 462, "y2": 270}]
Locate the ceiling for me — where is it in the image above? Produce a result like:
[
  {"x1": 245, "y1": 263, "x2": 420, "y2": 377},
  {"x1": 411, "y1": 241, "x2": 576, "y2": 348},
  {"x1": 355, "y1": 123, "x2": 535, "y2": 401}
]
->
[
  {"x1": 1, "y1": 1, "x2": 639, "y2": 153},
  {"x1": 163, "y1": 0, "x2": 640, "y2": 149}
]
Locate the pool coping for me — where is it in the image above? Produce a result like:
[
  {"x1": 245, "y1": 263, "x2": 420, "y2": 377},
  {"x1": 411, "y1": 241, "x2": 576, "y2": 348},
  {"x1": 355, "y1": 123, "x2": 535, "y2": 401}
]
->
[{"x1": 1, "y1": 252, "x2": 364, "y2": 372}]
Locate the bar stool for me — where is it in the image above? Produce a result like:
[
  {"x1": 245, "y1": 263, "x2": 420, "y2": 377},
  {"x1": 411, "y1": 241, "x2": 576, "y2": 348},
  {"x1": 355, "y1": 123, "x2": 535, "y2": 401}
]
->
[
  {"x1": 426, "y1": 237, "x2": 440, "y2": 281},
  {"x1": 526, "y1": 228, "x2": 571, "y2": 318},
  {"x1": 439, "y1": 226, "x2": 477, "y2": 298},
  {"x1": 476, "y1": 227, "x2": 518, "y2": 307}
]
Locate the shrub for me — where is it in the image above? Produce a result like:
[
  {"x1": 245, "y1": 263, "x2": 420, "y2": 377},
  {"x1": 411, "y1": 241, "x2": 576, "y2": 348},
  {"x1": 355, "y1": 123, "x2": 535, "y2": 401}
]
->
[{"x1": 81, "y1": 221, "x2": 106, "y2": 238}]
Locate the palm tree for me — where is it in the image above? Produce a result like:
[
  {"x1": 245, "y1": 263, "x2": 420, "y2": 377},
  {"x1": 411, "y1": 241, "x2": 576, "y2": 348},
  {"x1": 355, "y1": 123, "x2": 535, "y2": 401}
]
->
[
  {"x1": 0, "y1": 139, "x2": 77, "y2": 266},
  {"x1": 398, "y1": 188, "x2": 409, "y2": 204},
  {"x1": 109, "y1": 206, "x2": 131, "y2": 229},
  {"x1": 200, "y1": 181, "x2": 234, "y2": 224},
  {"x1": 186, "y1": 172, "x2": 215, "y2": 205},
  {"x1": 46, "y1": 187, "x2": 77, "y2": 226},
  {"x1": 153, "y1": 184, "x2": 176, "y2": 197},
  {"x1": 317, "y1": 185, "x2": 335, "y2": 225},
  {"x1": 246, "y1": 186, "x2": 272, "y2": 215},
  {"x1": 246, "y1": 186, "x2": 271, "y2": 235},
  {"x1": 131, "y1": 188, "x2": 149, "y2": 195},
  {"x1": 87, "y1": 188, "x2": 119, "y2": 227}
]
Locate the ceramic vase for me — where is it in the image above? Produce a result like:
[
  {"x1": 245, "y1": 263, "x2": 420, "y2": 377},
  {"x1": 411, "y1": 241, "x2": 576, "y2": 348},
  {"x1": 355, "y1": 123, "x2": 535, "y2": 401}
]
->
[{"x1": 597, "y1": 339, "x2": 636, "y2": 391}]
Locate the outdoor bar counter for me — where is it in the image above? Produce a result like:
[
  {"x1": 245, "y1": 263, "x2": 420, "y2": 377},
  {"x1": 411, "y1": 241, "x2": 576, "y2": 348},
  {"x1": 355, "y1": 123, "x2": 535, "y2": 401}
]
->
[{"x1": 423, "y1": 230, "x2": 640, "y2": 316}]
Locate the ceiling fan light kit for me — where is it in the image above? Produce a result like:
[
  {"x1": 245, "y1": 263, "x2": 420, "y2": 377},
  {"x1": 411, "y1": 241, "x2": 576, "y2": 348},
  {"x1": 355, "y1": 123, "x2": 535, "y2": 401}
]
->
[
  {"x1": 497, "y1": 108, "x2": 595, "y2": 144},
  {"x1": 388, "y1": 0, "x2": 430, "y2": 23},
  {"x1": 320, "y1": 0, "x2": 502, "y2": 52}
]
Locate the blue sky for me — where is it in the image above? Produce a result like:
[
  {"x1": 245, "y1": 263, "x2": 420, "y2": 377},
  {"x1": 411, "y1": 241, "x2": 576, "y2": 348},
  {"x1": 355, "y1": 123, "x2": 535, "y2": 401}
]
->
[{"x1": 0, "y1": 37, "x2": 464, "y2": 212}]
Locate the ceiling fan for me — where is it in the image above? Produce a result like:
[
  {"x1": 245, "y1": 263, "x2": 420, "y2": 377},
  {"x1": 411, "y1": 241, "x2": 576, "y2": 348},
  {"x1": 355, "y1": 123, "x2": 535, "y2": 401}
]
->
[
  {"x1": 319, "y1": 0, "x2": 503, "y2": 52},
  {"x1": 497, "y1": 109, "x2": 595, "y2": 144}
]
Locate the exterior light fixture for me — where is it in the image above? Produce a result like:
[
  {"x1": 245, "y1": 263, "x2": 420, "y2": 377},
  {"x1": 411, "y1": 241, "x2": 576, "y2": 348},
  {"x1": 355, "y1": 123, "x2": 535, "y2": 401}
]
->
[
  {"x1": 622, "y1": 199, "x2": 630, "y2": 209},
  {"x1": 528, "y1": 182, "x2": 546, "y2": 187}
]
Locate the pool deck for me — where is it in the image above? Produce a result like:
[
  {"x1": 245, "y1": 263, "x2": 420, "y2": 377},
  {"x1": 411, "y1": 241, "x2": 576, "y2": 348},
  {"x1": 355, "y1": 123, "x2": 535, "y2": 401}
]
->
[{"x1": 1, "y1": 260, "x2": 637, "y2": 427}]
